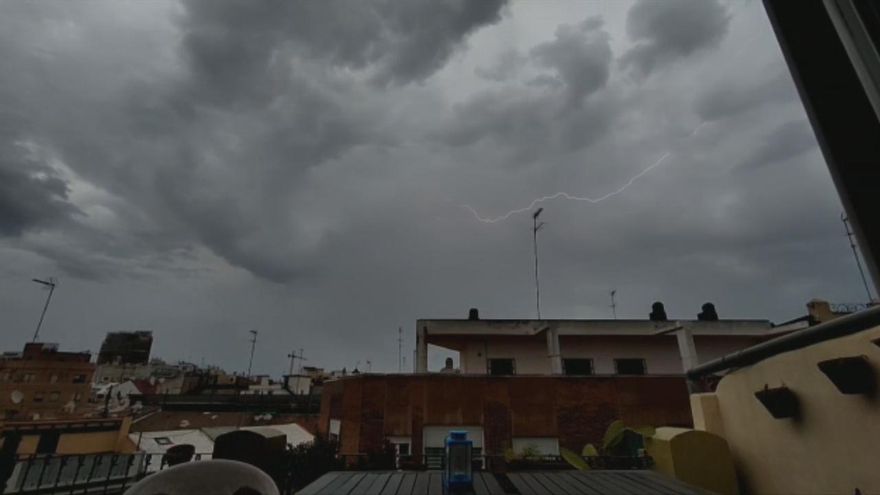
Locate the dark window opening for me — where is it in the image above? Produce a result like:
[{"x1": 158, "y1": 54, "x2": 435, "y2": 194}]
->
[
  {"x1": 73, "y1": 375, "x2": 87, "y2": 384},
  {"x1": 614, "y1": 358, "x2": 647, "y2": 375},
  {"x1": 563, "y1": 358, "x2": 594, "y2": 376},
  {"x1": 397, "y1": 443, "x2": 410, "y2": 456},
  {"x1": 36, "y1": 432, "x2": 60, "y2": 454},
  {"x1": 488, "y1": 358, "x2": 515, "y2": 376}
]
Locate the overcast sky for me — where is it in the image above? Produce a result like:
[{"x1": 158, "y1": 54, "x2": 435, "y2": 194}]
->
[{"x1": 0, "y1": 0, "x2": 872, "y2": 375}]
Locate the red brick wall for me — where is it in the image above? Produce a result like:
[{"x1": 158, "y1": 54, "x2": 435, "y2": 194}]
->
[{"x1": 319, "y1": 375, "x2": 692, "y2": 461}]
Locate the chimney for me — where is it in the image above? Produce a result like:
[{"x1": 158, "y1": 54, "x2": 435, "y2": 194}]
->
[
  {"x1": 697, "y1": 302, "x2": 719, "y2": 321},
  {"x1": 649, "y1": 302, "x2": 668, "y2": 321},
  {"x1": 468, "y1": 308, "x2": 480, "y2": 320},
  {"x1": 806, "y1": 299, "x2": 834, "y2": 325}
]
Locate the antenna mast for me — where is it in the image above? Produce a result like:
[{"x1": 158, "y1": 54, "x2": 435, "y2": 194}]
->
[
  {"x1": 247, "y1": 330, "x2": 258, "y2": 378},
  {"x1": 842, "y1": 213, "x2": 874, "y2": 302},
  {"x1": 533, "y1": 208, "x2": 545, "y2": 319},
  {"x1": 31, "y1": 278, "x2": 57, "y2": 342},
  {"x1": 398, "y1": 327, "x2": 403, "y2": 373},
  {"x1": 287, "y1": 348, "x2": 306, "y2": 375},
  {"x1": 610, "y1": 290, "x2": 617, "y2": 319}
]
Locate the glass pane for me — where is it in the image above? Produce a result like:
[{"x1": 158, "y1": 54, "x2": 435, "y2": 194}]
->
[{"x1": 448, "y1": 445, "x2": 470, "y2": 476}]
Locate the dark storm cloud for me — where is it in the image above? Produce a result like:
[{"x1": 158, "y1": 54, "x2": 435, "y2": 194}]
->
[
  {"x1": 443, "y1": 17, "x2": 615, "y2": 160},
  {"x1": 146, "y1": 0, "x2": 507, "y2": 280},
  {"x1": 0, "y1": 0, "x2": 508, "y2": 283},
  {"x1": 531, "y1": 17, "x2": 612, "y2": 104},
  {"x1": 737, "y1": 119, "x2": 817, "y2": 170},
  {"x1": 180, "y1": 0, "x2": 507, "y2": 88},
  {"x1": 0, "y1": 137, "x2": 78, "y2": 237},
  {"x1": 621, "y1": 0, "x2": 730, "y2": 77},
  {"x1": 0, "y1": 0, "x2": 868, "y2": 376}
]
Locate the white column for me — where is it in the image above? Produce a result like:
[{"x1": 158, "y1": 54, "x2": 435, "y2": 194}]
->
[
  {"x1": 674, "y1": 325, "x2": 699, "y2": 373},
  {"x1": 546, "y1": 327, "x2": 562, "y2": 374},
  {"x1": 416, "y1": 325, "x2": 428, "y2": 373}
]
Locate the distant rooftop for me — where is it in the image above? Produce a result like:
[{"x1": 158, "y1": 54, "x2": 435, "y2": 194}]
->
[
  {"x1": 418, "y1": 318, "x2": 777, "y2": 337},
  {"x1": 0, "y1": 342, "x2": 91, "y2": 362}
]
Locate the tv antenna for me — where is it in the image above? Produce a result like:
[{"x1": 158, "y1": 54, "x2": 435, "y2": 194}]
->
[
  {"x1": 532, "y1": 208, "x2": 545, "y2": 319},
  {"x1": 398, "y1": 327, "x2": 403, "y2": 373},
  {"x1": 247, "y1": 330, "x2": 258, "y2": 378},
  {"x1": 31, "y1": 277, "x2": 57, "y2": 342},
  {"x1": 287, "y1": 348, "x2": 306, "y2": 375}
]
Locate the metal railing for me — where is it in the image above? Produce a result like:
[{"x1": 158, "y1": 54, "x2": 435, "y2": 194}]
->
[{"x1": 2, "y1": 452, "x2": 213, "y2": 495}]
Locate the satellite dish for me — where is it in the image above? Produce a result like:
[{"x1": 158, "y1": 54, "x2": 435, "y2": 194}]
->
[{"x1": 10, "y1": 390, "x2": 23, "y2": 404}]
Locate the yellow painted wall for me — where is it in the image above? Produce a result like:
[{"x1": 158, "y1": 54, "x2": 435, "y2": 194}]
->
[
  {"x1": 56, "y1": 431, "x2": 120, "y2": 455},
  {"x1": 7, "y1": 417, "x2": 133, "y2": 455},
  {"x1": 648, "y1": 427, "x2": 738, "y2": 495},
  {"x1": 16, "y1": 435, "x2": 39, "y2": 455},
  {"x1": 694, "y1": 325, "x2": 880, "y2": 495}
]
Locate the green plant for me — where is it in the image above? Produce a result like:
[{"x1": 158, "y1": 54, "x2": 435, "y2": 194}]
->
[
  {"x1": 283, "y1": 436, "x2": 344, "y2": 491},
  {"x1": 560, "y1": 420, "x2": 656, "y2": 471},
  {"x1": 504, "y1": 444, "x2": 543, "y2": 463},
  {"x1": 520, "y1": 444, "x2": 542, "y2": 459}
]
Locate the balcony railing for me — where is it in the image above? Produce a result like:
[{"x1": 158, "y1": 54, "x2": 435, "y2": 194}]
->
[{"x1": 3, "y1": 452, "x2": 213, "y2": 495}]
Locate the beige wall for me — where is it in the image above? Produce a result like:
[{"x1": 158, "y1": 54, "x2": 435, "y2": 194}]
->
[
  {"x1": 693, "y1": 325, "x2": 880, "y2": 495},
  {"x1": 0, "y1": 359, "x2": 94, "y2": 419}
]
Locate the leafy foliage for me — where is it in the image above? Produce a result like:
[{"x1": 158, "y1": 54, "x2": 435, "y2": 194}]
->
[
  {"x1": 283, "y1": 436, "x2": 344, "y2": 492},
  {"x1": 581, "y1": 444, "x2": 599, "y2": 457},
  {"x1": 560, "y1": 447, "x2": 591, "y2": 471},
  {"x1": 561, "y1": 419, "x2": 655, "y2": 471}
]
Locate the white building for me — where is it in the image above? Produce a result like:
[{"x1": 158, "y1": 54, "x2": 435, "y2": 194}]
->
[
  {"x1": 240, "y1": 376, "x2": 292, "y2": 396},
  {"x1": 416, "y1": 306, "x2": 798, "y2": 376},
  {"x1": 131, "y1": 422, "x2": 314, "y2": 471}
]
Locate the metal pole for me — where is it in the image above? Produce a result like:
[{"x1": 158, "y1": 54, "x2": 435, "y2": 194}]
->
[
  {"x1": 247, "y1": 330, "x2": 258, "y2": 378},
  {"x1": 398, "y1": 327, "x2": 403, "y2": 373},
  {"x1": 287, "y1": 350, "x2": 296, "y2": 376},
  {"x1": 842, "y1": 213, "x2": 874, "y2": 302},
  {"x1": 32, "y1": 278, "x2": 56, "y2": 342},
  {"x1": 610, "y1": 290, "x2": 617, "y2": 319},
  {"x1": 532, "y1": 208, "x2": 544, "y2": 319}
]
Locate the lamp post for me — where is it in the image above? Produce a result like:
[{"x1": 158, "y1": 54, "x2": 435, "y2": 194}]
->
[
  {"x1": 532, "y1": 208, "x2": 545, "y2": 319},
  {"x1": 443, "y1": 431, "x2": 473, "y2": 493},
  {"x1": 31, "y1": 278, "x2": 57, "y2": 342}
]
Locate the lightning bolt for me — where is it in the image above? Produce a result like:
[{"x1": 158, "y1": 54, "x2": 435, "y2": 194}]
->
[{"x1": 462, "y1": 122, "x2": 706, "y2": 224}]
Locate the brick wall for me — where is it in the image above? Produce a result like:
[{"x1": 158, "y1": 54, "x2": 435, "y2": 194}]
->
[{"x1": 319, "y1": 374, "x2": 692, "y2": 462}]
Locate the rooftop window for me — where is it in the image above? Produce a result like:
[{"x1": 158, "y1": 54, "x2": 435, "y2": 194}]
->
[
  {"x1": 488, "y1": 358, "x2": 515, "y2": 376},
  {"x1": 614, "y1": 358, "x2": 647, "y2": 376},
  {"x1": 563, "y1": 358, "x2": 594, "y2": 376}
]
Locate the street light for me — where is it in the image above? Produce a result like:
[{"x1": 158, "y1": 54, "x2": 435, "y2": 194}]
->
[{"x1": 31, "y1": 278, "x2": 57, "y2": 342}]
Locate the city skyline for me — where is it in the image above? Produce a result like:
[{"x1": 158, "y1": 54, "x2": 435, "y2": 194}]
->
[{"x1": 0, "y1": 0, "x2": 872, "y2": 376}]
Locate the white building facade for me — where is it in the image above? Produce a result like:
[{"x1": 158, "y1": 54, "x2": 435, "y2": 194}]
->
[{"x1": 416, "y1": 315, "x2": 795, "y2": 376}]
